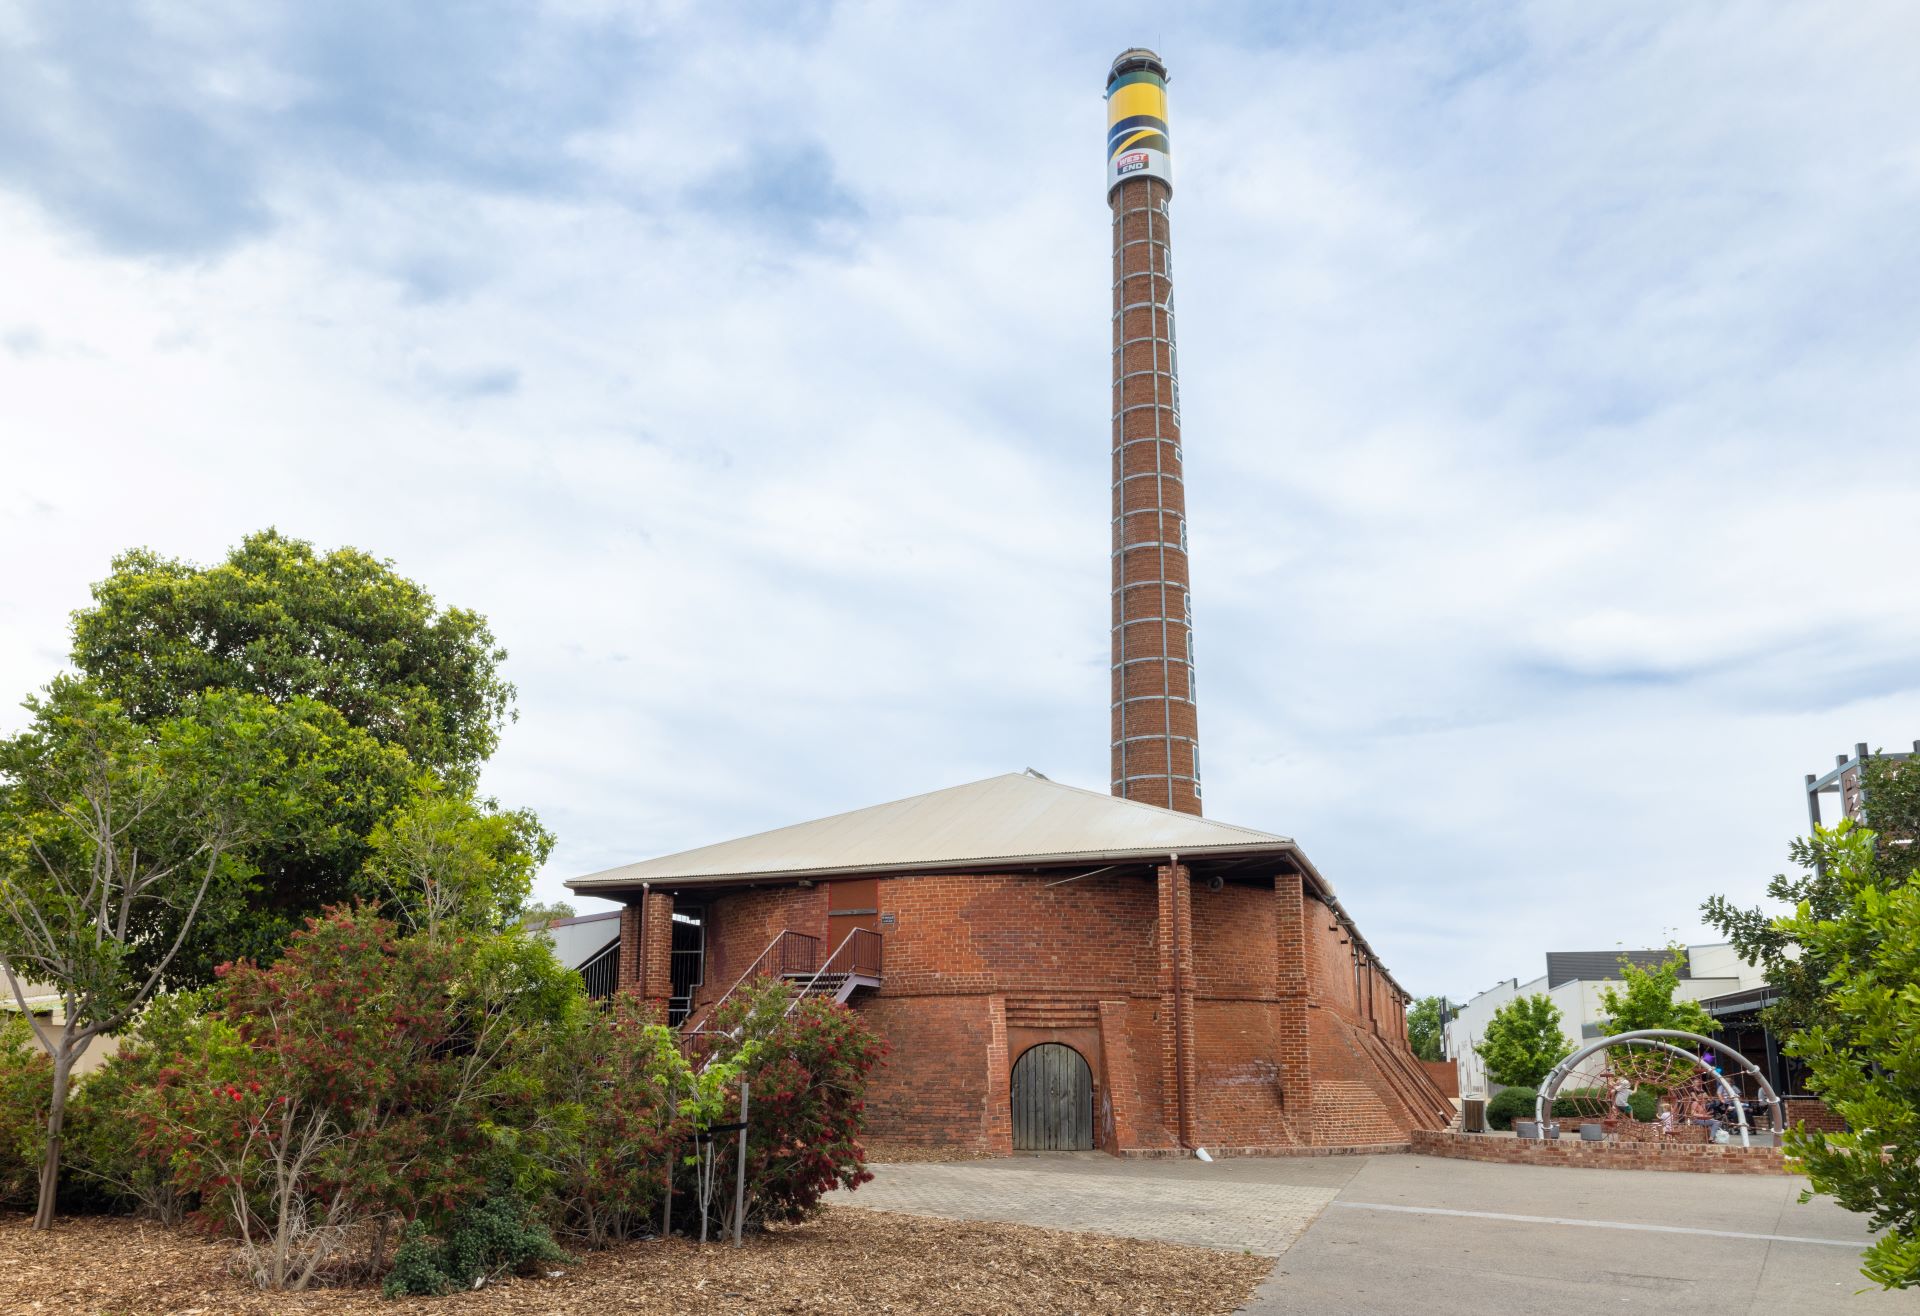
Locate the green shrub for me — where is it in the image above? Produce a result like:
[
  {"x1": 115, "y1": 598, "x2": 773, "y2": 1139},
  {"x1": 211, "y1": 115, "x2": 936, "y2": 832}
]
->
[
  {"x1": 0, "y1": 1015, "x2": 50, "y2": 1207},
  {"x1": 539, "y1": 993, "x2": 678, "y2": 1248},
  {"x1": 705, "y1": 978, "x2": 886, "y2": 1226},
  {"x1": 65, "y1": 988, "x2": 244, "y2": 1221},
  {"x1": 1486, "y1": 1086, "x2": 1538, "y2": 1131},
  {"x1": 383, "y1": 1182, "x2": 573, "y2": 1297},
  {"x1": 1551, "y1": 1087, "x2": 1610, "y2": 1120},
  {"x1": 1629, "y1": 1085, "x2": 1659, "y2": 1123}
]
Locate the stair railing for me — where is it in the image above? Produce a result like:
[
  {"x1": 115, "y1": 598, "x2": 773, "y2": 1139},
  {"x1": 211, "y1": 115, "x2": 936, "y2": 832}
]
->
[
  {"x1": 683, "y1": 929, "x2": 820, "y2": 1039},
  {"x1": 784, "y1": 927, "x2": 882, "y2": 1016}
]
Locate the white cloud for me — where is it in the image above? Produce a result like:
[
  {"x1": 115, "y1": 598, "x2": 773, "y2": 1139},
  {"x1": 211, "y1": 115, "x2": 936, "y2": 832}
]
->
[{"x1": 1, "y1": 1, "x2": 1917, "y2": 998}]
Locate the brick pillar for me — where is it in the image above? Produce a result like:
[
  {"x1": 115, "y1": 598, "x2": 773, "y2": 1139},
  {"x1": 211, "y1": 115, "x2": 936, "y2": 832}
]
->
[
  {"x1": 1274, "y1": 872, "x2": 1313, "y2": 1126},
  {"x1": 616, "y1": 890, "x2": 674, "y2": 1008},
  {"x1": 983, "y1": 996, "x2": 1012, "y2": 1154},
  {"x1": 1097, "y1": 999, "x2": 1141, "y2": 1152},
  {"x1": 1155, "y1": 861, "x2": 1197, "y2": 1146}
]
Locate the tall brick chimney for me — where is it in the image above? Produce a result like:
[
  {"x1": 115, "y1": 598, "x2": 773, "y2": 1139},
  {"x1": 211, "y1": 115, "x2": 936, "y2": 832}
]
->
[{"x1": 1108, "y1": 49, "x2": 1201, "y2": 816}]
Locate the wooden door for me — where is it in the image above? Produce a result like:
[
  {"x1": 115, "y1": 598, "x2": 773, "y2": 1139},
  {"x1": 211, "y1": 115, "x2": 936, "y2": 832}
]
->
[
  {"x1": 826, "y1": 877, "x2": 880, "y2": 945},
  {"x1": 1011, "y1": 1043, "x2": 1093, "y2": 1151}
]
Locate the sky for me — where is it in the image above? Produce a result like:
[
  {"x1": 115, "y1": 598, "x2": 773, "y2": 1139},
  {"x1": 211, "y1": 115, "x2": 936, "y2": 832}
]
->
[{"x1": 2, "y1": 1, "x2": 1917, "y2": 1004}]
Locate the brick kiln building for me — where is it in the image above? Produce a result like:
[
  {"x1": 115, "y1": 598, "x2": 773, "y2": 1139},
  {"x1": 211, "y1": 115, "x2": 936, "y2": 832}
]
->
[
  {"x1": 569, "y1": 773, "x2": 1450, "y2": 1154},
  {"x1": 567, "y1": 50, "x2": 1450, "y2": 1155}
]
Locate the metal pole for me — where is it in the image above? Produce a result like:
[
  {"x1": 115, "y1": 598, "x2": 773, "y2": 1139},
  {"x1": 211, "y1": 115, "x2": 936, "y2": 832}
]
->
[
  {"x1": 733, "y1": 1081, "x2": 750, "y2": 1248},
  {"x1": 663, "y1": 1097, "x2": 675, "y2": 1240}
]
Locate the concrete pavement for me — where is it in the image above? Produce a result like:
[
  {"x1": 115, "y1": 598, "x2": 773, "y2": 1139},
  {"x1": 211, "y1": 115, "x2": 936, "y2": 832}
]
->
[{"x1": 838, "y1": 1153, "x2": 1913, "y2": 1315}]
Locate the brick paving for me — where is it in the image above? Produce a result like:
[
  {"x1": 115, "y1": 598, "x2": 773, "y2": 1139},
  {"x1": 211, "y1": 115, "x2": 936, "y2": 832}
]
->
[{"x1": 836, "y1": 1158, "x2": 1343, "y2": 1256}]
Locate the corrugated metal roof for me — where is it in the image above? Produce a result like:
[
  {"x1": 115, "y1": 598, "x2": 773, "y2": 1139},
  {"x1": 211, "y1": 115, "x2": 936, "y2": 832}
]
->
[
  {"x1": 567, "y1": 771, "x2": 1298, "y2": 891},
  {"x1": 1545, "y1": 948, "x2": 1689, "y2": 988}
]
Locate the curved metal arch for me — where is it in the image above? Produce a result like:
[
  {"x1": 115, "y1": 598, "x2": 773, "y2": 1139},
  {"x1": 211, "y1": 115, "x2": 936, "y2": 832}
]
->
[{"x1": 1533, "y1": 1028, "x2": 1783, "y2": 1149}]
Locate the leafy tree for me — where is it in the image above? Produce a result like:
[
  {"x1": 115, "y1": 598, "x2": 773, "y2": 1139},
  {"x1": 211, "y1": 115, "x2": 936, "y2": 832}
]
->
[
  {"x1": 355, "y1": 788, "x2": 554, "y2": 940},
  {"x1": 519, "y1": 899, "x2": 576, "y2": 929},
  {"x1": 1597, "y1": 946, "x2": 1719, "y2": 1038},
  {"x1": 1773, "y1": 823, "x2": 1920, "y2": 1290},
  {"x1": 1475, "y1": 993, "x2": 1574, "y2": 1088},
  {"x1": 59, "y1": 530, "x2": 544, "y2": 979},
  {"x1": 1704, "y1": 751, "x2": 1920, "y2": 1037},
  {"x1": 0, "y1": 680, "x2": 339, "y2": 1229},
  {"x1": 71, "y1": 529, "x2": 515, "y2": 784},
  {"x1": 1405, "y1": 995, "x2": 1446, "y2": 1062},
  {"x1": 538, "y1": 993, "x2": 687, "y2": 1248}
]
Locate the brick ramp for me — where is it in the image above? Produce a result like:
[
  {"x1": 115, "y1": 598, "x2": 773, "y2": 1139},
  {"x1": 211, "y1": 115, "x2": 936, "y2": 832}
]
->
[
  {"x1": 1309, "y1": 1012, "x2": 1454, "y2": 1146},
  {"x1": 1310, "y1": 1078, "x2": 1403, "y2": 1145},
  {"x1": 1357, "y1": 1030, "x2": 1454, "y2": 1129}
]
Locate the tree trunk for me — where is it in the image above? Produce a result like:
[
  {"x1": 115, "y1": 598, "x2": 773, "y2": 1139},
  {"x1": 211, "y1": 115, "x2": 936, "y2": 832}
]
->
[{"x1": 33, "y1": 1049, "x2": 74, "y2": 1230}]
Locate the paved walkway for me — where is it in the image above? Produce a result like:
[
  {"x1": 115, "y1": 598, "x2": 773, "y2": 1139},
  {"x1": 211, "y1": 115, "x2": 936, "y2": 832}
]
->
[
  {"x1": 835, "y1": 1153, "x2": 1914, "y2": 1314},
  {"x1": 842, "y1": 1155, "x2": 1343, "y2": 1255}
]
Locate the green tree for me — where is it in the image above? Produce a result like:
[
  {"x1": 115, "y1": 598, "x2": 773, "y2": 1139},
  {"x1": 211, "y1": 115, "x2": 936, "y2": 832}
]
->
[
  {"x1": 71, "y1": 529, "x2": 515, "y2": 783},
  {"x1": 0, "y1": 680, "x2": 341, "y2": 1228},
  {"x1": 1597, "y1": 946, "x2": 1719, "y2": 1038},
  {"x1": 355, "y1": 788, "x2": 554, "y2": 940},
  {"x1": 61, "y1": 530, "x2": 544, "y2": 977},
  {"x1": 1704, "y1": 751, "x2": 1920, "y2": 1038},
  {"x1": 518, "y1": 899, "x2": 576, "y2": 929},
  {"x1": 1475, "y1": 993, "x2": 1574, "y2": 1088},
  {"x1": 1405, "y1": 995, "x2": 1446, "y2": 1062},
  {"x1": 1773, "y1": 823, "x2": 1920, "y2": 1290}
]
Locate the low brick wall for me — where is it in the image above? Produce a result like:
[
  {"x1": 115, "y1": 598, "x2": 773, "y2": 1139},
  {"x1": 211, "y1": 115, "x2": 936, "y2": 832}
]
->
[
  {"x1": 1786, "y1": 1098, "x2": 1845, "y2": 1133},
  {"x1": 1120, "y1": 1141, "x2": 1411, "y2": 1160},
  {"x1": 1420, "y1": 1059, "x2": 1459, "y2": 1098},
  {"x1": 1411, "y1": 1129, "x2": 1788, "y2": 1175}
]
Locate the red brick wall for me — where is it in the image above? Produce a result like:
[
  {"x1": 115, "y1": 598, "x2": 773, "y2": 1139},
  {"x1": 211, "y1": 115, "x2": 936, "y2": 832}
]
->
[
  {"x1": 858, "y1": 993, "x2": 998, "y2": 1151},
  {"x1": 1785, "y1": 1098, "x2": 1846, "y2": 1133},
  {"x1": 686, "y1": 885, "x2": 827, "y2": 1015},
  {"x1": 622, "y1": 866, "x2": 1440, "y2": 1155},
  {"x1": 878, "y1": 871, "x2": 1157, "y2": 997},
  {"x1": 1421, "y1": 1059, "x2": 1460, "y2": 1098}
]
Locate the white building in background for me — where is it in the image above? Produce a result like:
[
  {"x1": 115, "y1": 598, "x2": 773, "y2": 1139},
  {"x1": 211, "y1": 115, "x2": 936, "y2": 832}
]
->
[{"x1": 1443, "y1": 943, "x2": 1767, "y2": 1096}]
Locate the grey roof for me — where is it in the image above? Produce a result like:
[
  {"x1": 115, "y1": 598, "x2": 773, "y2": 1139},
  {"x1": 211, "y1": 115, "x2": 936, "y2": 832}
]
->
[
  {"x1": 540, "y1": 911, "x2": 621, "y2": 970},
  {"x1": 1545, "y1": 949, "x2": 1689, "y2": 988},
  {"x1": 567, "y1": 772, "x2": 1302, "y2": 892}
]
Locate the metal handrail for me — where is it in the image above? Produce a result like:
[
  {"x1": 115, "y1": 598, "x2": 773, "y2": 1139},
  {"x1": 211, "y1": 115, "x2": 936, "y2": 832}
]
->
[
  {"x1": 784, "y1": 927, "x2": 883, "y2": 1017},
  {"x1": 683, "y1": 929, "x2": 819, "y2": 1037}
]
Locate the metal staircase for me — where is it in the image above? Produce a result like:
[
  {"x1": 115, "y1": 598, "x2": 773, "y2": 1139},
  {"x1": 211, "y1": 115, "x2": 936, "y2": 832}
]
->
[
  {"x1": 779, "y1": 927, "x2": 882, "y2": 1012},
  {"x1": 681, "y1": 926, "x2": 882, "y2": 1047}
]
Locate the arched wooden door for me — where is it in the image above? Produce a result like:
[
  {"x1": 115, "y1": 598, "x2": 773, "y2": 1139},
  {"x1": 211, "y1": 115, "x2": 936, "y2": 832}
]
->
[{"x1": 1011, "y1": 1043, "x2": 1093, "y2": 1151}]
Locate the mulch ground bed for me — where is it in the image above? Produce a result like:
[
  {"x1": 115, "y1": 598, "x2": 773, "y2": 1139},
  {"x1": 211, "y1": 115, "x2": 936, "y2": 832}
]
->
[{"x1": 0, "y1": 1206, "x2": 1272, "y2": 1315}]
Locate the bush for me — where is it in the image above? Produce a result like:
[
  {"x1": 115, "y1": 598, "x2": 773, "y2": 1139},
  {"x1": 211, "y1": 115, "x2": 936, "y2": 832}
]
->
[
  {"x1": 706, "y1": 979, "x2": 885, "y2": 1225},
  {"x1": 1486, "y1": 1086, "x2": 1538, "y2": 1131},
  {"x1": 0, "y1": 1014, "x2": 49, "y2": 1207},
  {"x1": 148, "y1": 907, "x2": 584, "y2": 1290},
  {"x1": 540, "y1": 994, "x2": 680, "y2": 1248},
  {"x1": 1551, "y1": 1087, "x2": 1610, "y2": 1120},
  {"x1": 65, "y1": 989, "x2": 243, "y2": 1221},
  {"x1": 1629, "y1": 1085, "x2": 1659, "y2": 1123},
  {"x1": 383, "y1": 1180, "x2": 572, "y2": 1297}
]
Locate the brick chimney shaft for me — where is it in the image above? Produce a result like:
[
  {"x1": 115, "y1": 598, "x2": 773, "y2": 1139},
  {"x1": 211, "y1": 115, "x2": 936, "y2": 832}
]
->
[{"x1": 1107, "y1": 49, "x2": 1201, "y2": 815}]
